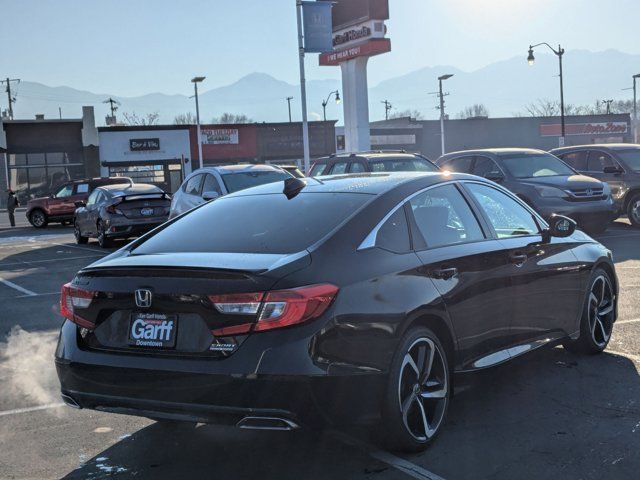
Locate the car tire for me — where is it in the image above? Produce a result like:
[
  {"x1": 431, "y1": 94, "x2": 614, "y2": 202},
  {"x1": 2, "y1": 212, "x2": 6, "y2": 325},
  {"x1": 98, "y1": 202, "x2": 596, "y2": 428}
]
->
[
  {"x1": 626, "y1": 192, "x2": 640, "y2": 228},
  {"x1": 73, "y1": 220, "x2": 88, "y2": 245},
  {"x1": 563, "y1": 267, "x2": 615, "y2": 355},
  {"x1": 29, "y1": 209, "x2": 48, "y2": 228},
  {"x1": 380, "y1": 327, "x2": 451, "y2": 453},
  {"x1": 97, "y1": 221, "x2": 112, "y2": 248}
]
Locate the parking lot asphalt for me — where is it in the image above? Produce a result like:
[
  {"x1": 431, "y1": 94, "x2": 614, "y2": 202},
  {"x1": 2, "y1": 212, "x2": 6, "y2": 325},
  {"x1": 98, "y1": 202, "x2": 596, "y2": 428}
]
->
[{"x1": 0, "y1": 222, "x2": 638, "y2": 480}]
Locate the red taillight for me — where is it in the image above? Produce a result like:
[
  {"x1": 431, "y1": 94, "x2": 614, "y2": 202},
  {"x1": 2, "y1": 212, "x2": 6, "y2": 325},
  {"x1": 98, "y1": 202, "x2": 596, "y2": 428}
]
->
[
  {"x1": 209, "y1": 284, "x2": 338, "y2": 336},
  {"x1": 60, "y1": 282, "x2": 96, "y2": 329}
]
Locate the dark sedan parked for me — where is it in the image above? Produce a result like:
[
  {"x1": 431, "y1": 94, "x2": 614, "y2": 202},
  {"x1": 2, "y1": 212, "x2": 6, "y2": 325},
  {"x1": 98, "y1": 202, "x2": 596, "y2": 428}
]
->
[
  {"x1": 437, "y1": 148, "x2": 616, "y2": 233},
  {"x1": 56, "y1": 173, "x2": 617, "y2": 452},
  {"x1": 551, "y1": 144, "x2": 640, "y2": 227},
  {"x1": 73, "y1": 183, "x2": 170, "y2": 248}
]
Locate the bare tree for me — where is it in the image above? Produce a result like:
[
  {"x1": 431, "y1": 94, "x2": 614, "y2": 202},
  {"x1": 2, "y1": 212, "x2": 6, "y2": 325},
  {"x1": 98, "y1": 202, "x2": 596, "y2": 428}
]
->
[
  {"x1": 173, "y1": 112, "x2": 197, "y2": 124},
  {"x1": 522, "y1": 98, "x2": 634, "y2": 117},
  {"x1": 389, "y1": 109, "x2": 424, "y2": 120},
  {"x1": 457, "y1": 104, "x2": 489, "y2": 119},
  {"x1": 212, "y1": 113, "x2": 253, "y2": 124},
  {"x1": 524, "y1": 99, "x2": 561, "y2": 117},
  {"x1": 121, "y1": 111, "x2": 160, "y2": 126}
]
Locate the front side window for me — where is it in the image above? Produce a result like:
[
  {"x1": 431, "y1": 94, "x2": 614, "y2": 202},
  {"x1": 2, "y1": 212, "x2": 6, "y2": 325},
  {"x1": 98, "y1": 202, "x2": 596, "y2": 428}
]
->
[
  {"x1": 86, "y1": 190, "x2": 99, "y2": 205},
  {"x1": 75, "y1": 183, "x2": 89, "y2": 194},
  {"x1": 466, "y1": 183, "x2": 539, "y2": 238},
  {"x1": 329, "y1": 162, "x2": 349, "y2": 174},
  {"x1": 350, "y1": 162, "x2": 366, "y2": 173},
  {"x1": 375, "y1": 207, "x2": 410, "y2": 253},
  {"x1": 221, "y1": 171, "x2": 290, "y2": 194},
  {"x1": 473, "y1": 157, "x2": 502, "y2": 178},
  {"x1": 55, "y1": 184, "x2": 73, "y2": 198},
  {"x1": 587, "y1": 151, "x2": 616, "y2": 172},
  {"x1": 500, "y1": 153, "x2": 575, "y2": 178},
  {"x1": 184, "y1": 174, "x2": 204, "y2": 195},
  {"x1": 409, "y1": 184, "x2": 485, "y2": 248}
]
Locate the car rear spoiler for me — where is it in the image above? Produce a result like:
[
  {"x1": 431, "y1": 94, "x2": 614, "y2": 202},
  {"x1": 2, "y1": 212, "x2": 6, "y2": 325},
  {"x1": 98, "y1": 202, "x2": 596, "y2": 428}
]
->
[{"x1": 113, "y1": 192, "x2": 172, "y2": 203}]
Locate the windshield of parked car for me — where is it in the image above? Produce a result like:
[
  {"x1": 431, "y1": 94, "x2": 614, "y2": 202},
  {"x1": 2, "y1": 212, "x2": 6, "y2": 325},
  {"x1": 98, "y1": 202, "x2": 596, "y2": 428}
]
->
[
  {"x1": 370, "y1": 157, "x2": 438, "y2": 173},
  {"x1": 500, "y1": 153, "x2": 575, "y2": 178},
  {"x1": 221, "y1": 170, "x2": 291, "y2": 193},
  {"x1": 616, "y1": 149, "x2": 640, "y2": 172},
  {"x1": 132, "y1": 192, "x2": 371, "y2": 254}
]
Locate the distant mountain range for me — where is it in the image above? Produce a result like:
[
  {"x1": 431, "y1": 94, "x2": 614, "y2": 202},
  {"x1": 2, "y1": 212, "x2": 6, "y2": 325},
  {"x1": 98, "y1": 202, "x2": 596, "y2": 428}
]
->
[{"x1": 7, "y1": 49, "x2": 639, "y2": 126}]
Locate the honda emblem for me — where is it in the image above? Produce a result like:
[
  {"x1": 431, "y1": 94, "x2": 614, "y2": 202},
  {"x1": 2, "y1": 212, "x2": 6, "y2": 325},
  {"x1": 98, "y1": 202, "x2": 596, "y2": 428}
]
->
[{"x1": 135, "y1": 289, "x2": 153, "y2": 308}]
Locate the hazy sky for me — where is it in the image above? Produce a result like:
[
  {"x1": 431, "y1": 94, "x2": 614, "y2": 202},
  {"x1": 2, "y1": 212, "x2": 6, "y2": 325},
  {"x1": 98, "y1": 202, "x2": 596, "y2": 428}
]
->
[{"x1": 1, "y1": 0, "x2": 639, "y2": 97}]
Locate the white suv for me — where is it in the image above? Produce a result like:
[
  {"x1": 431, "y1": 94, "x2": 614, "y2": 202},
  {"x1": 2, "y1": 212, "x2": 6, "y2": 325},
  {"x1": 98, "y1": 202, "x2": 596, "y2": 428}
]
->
[{"x1": 169, "y1": 164, "x2": 293, "y2": 218}]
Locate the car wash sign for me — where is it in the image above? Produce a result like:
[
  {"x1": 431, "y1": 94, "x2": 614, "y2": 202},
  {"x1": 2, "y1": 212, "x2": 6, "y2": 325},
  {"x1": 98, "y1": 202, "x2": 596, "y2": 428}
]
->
[{"x1": 202, "y1": 128, "x2": 239, "y2": 145}]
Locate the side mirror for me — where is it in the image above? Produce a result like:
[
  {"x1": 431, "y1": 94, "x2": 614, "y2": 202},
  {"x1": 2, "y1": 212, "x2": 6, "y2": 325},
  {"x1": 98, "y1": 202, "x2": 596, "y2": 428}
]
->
[
  {"x1": 544, "y1": 214, "x2": 576, "y2": 241},
  {"x1": 484, "y1": 171, "x2": 504, "y2": 182},
  {"x1": 74, "y1": 201, "x2": 86, "y2": 208},
  {"x1": 603, "y1": 166, "x2": 622, "y2": 174},
  {"x1": 202, "y1": 191, "x2": 220, "y2": 201}
]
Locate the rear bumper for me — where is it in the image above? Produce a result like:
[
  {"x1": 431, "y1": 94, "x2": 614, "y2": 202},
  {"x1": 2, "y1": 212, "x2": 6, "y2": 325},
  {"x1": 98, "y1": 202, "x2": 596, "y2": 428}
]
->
[
  {"x1": 55, "y1": 320, "x2": 385, "y2": 426},
  {"x1": 104, "y1": 220, "x2": 165, "y2": 238}
]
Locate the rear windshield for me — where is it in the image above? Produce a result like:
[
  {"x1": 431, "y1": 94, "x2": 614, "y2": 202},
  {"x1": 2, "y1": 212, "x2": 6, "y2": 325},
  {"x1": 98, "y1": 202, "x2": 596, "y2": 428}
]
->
[
  {"x1": 616, "y1": 149, "x2": 640, "y2": 172},
  {"x1": 500, "y1": 154, "x2": 575, "y2": 178},
  {"x1": 132, "y1": 192, "x2": 371, "y2": 254},
  {"x1": 221, "y1": 171, "x2": 291, "y2": 193},
  {"x1": 370, "y1": 157, "x2": 438, "y2": 172}
]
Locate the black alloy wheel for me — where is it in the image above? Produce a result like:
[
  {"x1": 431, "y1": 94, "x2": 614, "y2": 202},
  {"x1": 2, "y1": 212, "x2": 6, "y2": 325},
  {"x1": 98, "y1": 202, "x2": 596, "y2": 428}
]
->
[
  {"x1": 382, "y1": 327, "x2": 450, "y2": 452},
  {"x1": 627, "y1": 192, "x2": 640, "y2": 228},
  {"x1": 564, "y1": 268, "x2": 615, "y2": 354},
  {"x1": 97, "y1": 221, "x2": 112, "y2": 248},
  {"x1": 29, "y1": 210, "x2": 48, "y2": 228},
  {"x1": 74, "y1": 220, "x2": 88, "y2": 244}
]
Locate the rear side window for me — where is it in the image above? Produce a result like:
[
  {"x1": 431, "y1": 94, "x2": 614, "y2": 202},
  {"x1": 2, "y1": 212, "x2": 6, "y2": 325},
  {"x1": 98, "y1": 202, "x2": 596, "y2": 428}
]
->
[
  {"x1": 560, "y1": 151, "x2": 588, "y2": 171},
  {"x1": 442, "y1": 156, "x2": 473, "y2": 173},
  {"x1": 133, "y1": 192, "x2": 371, "y2": 255},
  {"x1": 350, "y1": 162, "x2": 366, "y2": 173},
  {"x1": 329, "y1": 162, "x2": 349, "y2": 174},
  {"x1": 75, "y1": 183, "x2": 89, "y2": 194},
  {"x1": 202, "y1": 174, "x2": 222, "y2": 195},
  {"x1": 221, "y1": 171, "x2": 290, "y2": 194},
  {"x1": 466, "y1": 183, "x2": 539, "y2": 238},
  {"x1": 310, "y1": 163, "x2": 327, "y2": 176},
  {"x1": 184, "y1": 174, "x2": 204, "y2": 195},
  {"x1": 587, "y1": 151, "x2": 615, "y2": 172},
  {"x1": 409, "y1": 184, "x2": 484, "y2": 248},
  {"x1": 473, "y1": 157, "x2": 501, "y2": 178},
  {"x1": 376, "y1": 208, "x2": 410, "y2": 253}
]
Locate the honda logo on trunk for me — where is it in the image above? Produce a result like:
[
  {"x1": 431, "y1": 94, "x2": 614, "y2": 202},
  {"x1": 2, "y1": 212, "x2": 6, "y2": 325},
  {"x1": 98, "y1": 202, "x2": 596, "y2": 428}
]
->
[{"x1": 135, "y1": 289, "x2": 153, "y2": 308}]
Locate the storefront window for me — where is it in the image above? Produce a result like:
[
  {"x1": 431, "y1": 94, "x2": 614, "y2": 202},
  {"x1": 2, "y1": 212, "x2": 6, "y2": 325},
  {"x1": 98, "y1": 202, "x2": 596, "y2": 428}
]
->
[
  {"x1": 9, "y1": 154, "x2": 27, "y2": 166},
  {"x1": 28, "y1": 153, "x2": 46, "y2": 165}
]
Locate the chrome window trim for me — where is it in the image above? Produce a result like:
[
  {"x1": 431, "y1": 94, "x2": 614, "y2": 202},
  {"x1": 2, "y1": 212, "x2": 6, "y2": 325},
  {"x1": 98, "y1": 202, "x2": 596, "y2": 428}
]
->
[{"x1": 357, "y1": 180, "x2": 459, "y2": 251}]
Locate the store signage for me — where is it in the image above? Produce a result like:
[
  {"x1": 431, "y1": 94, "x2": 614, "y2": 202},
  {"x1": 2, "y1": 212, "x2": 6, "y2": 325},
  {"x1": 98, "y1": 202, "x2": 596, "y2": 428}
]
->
[
  {"x1": 320, "y1": 38, "x2": 391, "y2": 66},
  {"x1": 202, "y1": 128, "x2": 239, "y2": 145},
  {"x1": 329, "y1": 0, "x2": 389, "y2": 31},
  {"x1": 333, "y1": 25, "x2": 371, "y2": 47},
  {"x1": 540, "y1": 122, "x2": 628, "y2": 137},
  {"x1": 129, "y1": 138, "x2": 160, "y2": 151}
]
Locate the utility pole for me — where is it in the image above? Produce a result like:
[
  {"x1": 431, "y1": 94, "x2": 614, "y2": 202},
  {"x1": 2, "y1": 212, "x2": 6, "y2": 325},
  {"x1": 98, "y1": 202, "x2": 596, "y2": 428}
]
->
[
  {"x1": 381, "y1": 100, "x2": 392, "y2": 120},
  {"x1": 191, "y1": 77, "x2": 206, "y2": 169},
  {"x1": 634, "y1": 75, "x2": 640, "y2": 143},
  {"x1": 601, "y1": 99, "x2": 614, "y2": 115},
  {"x1": 436, "y1": 74, "x2": 454, "y2": 156},
  {"x1": 286, "y1": 96, "x2": 293, "y2": 123},
  {"x1": 1, "y1": 78, "x2": 20, "y2": 120},
  {"x1": 103, "y1": 97, "x2": 118, "y2": 117}
]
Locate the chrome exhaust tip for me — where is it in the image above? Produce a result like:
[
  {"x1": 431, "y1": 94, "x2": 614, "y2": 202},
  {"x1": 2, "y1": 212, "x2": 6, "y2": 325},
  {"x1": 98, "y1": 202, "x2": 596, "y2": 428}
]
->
[
  {"x1": 61, "y1": 393, "x2": 81, "y2": 409},
  {"x1": 236, "y1": 416, "x2": 300, "y2": 431}
]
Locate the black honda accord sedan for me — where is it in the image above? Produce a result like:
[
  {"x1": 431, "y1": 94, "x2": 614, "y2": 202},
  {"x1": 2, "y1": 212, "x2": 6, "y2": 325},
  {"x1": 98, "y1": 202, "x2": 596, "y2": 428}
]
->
[{"x1": 55, "y1": 172, "x2": 618, "y2": 451}]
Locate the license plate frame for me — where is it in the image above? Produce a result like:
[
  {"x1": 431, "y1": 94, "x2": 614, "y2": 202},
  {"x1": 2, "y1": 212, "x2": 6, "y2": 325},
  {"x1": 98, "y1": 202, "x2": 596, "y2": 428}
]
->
[{"x1": 128, "y1": 312, "x2": 177, "y2": 348}]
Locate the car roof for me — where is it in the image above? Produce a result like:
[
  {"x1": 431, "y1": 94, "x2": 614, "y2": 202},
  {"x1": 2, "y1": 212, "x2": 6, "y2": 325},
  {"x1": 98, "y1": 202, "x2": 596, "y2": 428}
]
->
[
  {"x1": 551, "y1": 143, "x2": 640, "y2": 153},
  {"x1": 314, "y1": 152, "x2": 424, "y2": 163},
  {"x1": 194, "y1": 164, "x2": 286, "y2": 175},
  {"x1": 223, "y1": 171, "x2": 476, "y2": 197},
  {"x1": 99, "y1": 183, "x2": 163, "y2": 195},
  {"x1": 441, "y1": 148, "x2": 545, "y2": 158}
]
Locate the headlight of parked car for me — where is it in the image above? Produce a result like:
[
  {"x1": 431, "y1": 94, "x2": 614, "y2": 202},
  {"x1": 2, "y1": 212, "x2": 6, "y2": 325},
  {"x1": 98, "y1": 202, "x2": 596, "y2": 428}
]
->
[{"x1": 534, "y1": 185, "x2": 566, "y2": 198}]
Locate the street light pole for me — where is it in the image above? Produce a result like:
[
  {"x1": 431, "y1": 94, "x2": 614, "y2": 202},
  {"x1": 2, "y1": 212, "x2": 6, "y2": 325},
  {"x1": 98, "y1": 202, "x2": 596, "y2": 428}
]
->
[
  {"x1": 286, "y1": 96, "x2": 293, "y2": 123},
  {"x1": 528, "y1": 43, "x2": 566, "y2": 146},
  {"x1": 296, "y1": 0, "x2": 311, "y2": 175},
  {"x1": 438, "y1": 74, "x2": 454, "y2": 156},
  {"x1": 634, "y1": 74, "x2": 640, "y2": 143},
  {"x1": 321, "y1": 90, "x2": 340, "y2": 122},
  {"x1": 191, "y1": 76, "x2": 206, "y2": 169}
]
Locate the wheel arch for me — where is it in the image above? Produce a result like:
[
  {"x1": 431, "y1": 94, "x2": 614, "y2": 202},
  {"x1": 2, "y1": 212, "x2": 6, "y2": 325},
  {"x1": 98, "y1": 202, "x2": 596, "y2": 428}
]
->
[
  {"x1": 401, "y1": 312, "x2": 457, "y2": 371},
  {"x1": 622, "y1": 187, "x2": 640, "y2": 212},
  {"x1": 594, "y1": 260, "x2": 618, "y2": 296}
]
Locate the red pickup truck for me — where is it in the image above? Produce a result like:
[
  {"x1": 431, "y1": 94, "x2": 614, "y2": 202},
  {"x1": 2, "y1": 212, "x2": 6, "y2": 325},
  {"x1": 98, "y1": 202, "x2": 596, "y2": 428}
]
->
[{"x1": 26, "y1": 177, "x2": 132, "y2": 228}]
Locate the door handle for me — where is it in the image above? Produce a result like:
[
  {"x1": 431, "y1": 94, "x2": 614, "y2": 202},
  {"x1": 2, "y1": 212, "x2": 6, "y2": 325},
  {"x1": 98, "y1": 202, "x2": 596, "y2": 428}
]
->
[
  {"x1": 509, "y1": 252, "x2": 528, "y2": 266},
  {"x1": 431, "y1": 267, "x2": 458, "y2": 279}
]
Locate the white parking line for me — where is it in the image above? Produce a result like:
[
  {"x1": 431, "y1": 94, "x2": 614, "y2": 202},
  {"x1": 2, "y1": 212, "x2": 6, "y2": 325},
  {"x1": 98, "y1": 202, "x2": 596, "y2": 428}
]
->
[
  {"x1": 0, "y1": 277, "x2": 37, "y2": 296},
  {"x1": 0, "y1": 403, "x2": 65, "y2": 417},
  {"x1": 15, "y1": 291, "x2": 60, "y2": 298},
  {"x1": 0, "y1": 254, "x2": 104, "y2": 267},
  {"x1": 615, "y1": 318, "x2": 640, "y2": 325},
  {"x1": 330, "y1": 430, "x2": 446, "y2": 480}
]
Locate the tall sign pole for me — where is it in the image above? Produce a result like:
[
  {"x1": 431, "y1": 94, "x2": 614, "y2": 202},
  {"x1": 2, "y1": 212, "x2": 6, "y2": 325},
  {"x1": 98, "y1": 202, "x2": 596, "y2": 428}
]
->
[{"x1": 296, "y1": 1, "x2": 311, "y2": 174}]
